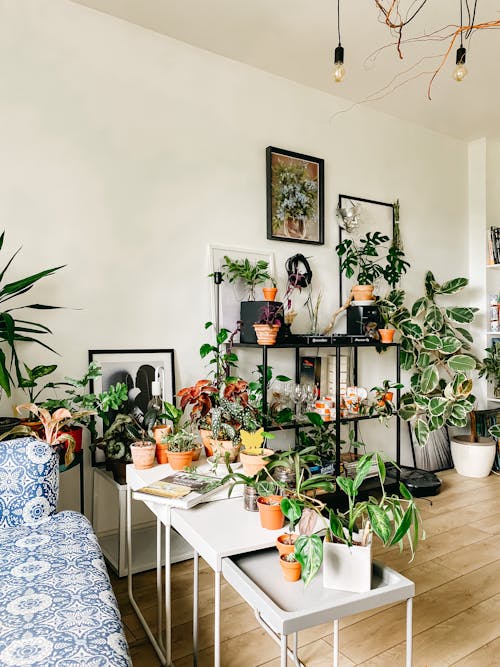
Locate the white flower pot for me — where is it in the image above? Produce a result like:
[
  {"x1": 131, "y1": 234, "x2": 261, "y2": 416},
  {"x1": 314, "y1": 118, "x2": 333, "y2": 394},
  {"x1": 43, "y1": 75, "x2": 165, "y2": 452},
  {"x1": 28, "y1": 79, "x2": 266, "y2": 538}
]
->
[
  {"x1": 323, "y1": 537, "x2": 372, "y2": 593},
  {"x1": 450, "y1": 435, "x2": 496, "y2": 478}
]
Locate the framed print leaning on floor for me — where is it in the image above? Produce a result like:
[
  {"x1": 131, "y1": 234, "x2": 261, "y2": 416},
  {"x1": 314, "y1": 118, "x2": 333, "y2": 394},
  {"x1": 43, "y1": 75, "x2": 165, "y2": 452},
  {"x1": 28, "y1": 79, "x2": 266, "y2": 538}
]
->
[{"x1": 266, "y1": 146, "x2": 324, "y2": 245}]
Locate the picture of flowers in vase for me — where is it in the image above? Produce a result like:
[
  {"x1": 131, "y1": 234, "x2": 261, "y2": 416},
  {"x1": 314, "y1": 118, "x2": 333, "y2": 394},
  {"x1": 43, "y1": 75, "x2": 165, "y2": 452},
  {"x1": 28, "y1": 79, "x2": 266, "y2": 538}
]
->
[{"x1": 266, "y1": 146, "x2": 324, "y2": 245}]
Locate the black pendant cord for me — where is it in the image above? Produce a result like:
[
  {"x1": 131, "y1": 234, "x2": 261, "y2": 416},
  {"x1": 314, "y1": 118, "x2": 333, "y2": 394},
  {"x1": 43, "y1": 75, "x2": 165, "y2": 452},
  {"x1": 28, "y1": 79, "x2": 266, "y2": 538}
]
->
[{"x1": 337, "y1": 0, "x2": 341, "y2": 47}]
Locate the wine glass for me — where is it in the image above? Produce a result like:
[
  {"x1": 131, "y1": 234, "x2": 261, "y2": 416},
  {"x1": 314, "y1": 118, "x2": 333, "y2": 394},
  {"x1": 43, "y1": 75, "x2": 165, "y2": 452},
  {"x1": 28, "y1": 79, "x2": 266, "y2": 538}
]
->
[
  {"x1": 304, "y1": 384, "x2": 316, "y2": 413},
  {"x1": 290, "y1": 383, "x2": 305, "y2": 422}
]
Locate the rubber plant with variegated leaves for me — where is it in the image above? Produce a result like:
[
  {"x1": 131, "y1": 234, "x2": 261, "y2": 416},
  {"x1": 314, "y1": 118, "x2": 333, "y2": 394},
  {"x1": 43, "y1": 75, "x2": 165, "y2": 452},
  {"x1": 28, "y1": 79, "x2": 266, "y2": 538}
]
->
[{"x1": 386, "y1": 272, "x2": 481, "y2": 446}]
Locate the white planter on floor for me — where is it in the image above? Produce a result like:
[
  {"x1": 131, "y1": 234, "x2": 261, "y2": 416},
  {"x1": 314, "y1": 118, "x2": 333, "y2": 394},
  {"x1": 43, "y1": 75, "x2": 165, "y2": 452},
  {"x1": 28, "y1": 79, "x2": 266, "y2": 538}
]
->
[
  {"x1": 450, "y1": 435, "x2": 496, "y2": 478},
  {"x1": 323, "y1": 535, "x2": 372, "y2": 593}
]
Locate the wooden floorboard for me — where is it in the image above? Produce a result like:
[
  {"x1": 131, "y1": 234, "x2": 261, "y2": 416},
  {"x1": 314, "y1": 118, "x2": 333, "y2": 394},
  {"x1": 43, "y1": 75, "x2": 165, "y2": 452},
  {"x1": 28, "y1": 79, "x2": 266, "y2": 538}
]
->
[{"x1": 110, "y1": 469, "x2": 500, "y2": 666}]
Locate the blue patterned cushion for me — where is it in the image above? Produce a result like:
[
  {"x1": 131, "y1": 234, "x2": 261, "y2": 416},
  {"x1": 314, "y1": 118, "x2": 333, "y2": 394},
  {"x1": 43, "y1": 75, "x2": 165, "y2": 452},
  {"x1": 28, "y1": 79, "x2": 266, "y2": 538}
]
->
[
  {"x1": 0, "y1": 437, "x2": 58, "y2": 528},
  {"x1": 0, "y1": 511, "x2": 130, "y2": 666}
]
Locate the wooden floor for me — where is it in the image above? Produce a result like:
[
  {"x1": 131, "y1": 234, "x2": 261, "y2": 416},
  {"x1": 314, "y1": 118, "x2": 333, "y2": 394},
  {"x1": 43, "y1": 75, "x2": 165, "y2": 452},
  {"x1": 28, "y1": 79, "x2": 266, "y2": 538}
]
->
[{"x1": 110, "y1": 469, "x2": 500, "y2": 667}]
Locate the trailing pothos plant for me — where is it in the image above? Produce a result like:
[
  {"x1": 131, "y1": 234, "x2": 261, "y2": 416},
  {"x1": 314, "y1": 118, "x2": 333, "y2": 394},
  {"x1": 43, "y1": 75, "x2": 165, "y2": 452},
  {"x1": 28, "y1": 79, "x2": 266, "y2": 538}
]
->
[{"x1": 381, "y1": 273, "x2": 480, "y2": 447}]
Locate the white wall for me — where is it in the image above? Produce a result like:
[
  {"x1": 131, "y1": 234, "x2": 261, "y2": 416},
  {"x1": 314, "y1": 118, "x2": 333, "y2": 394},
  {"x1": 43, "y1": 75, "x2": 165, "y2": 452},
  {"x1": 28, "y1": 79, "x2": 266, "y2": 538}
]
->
[{"x1": 0, "y1": 0, "x2": 469, "y2": 510}]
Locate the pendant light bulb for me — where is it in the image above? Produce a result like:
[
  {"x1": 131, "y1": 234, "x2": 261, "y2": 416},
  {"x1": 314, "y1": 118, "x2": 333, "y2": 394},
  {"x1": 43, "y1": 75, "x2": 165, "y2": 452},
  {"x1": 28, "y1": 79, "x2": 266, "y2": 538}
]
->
[
  {"x1": 453, "y1": 46, "x2": 468, "y2": 82},
  {"x1": 333, "y1": 45, "x2": 345, "y2": 83}
]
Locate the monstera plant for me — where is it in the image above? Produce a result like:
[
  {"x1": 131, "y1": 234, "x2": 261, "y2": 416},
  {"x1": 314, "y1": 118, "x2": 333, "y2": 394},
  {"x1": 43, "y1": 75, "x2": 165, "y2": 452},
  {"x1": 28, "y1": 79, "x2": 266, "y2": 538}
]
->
[{"x1": 382, "y1": 272, "x2": 480, "y2": 447}]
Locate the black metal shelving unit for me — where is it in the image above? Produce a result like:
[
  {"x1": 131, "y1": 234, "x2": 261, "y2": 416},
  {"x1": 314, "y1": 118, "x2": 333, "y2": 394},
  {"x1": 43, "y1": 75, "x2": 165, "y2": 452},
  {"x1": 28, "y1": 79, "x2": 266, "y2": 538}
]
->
[{"x1": 235, "y1": 338, "x2": 401, "y2": 480}]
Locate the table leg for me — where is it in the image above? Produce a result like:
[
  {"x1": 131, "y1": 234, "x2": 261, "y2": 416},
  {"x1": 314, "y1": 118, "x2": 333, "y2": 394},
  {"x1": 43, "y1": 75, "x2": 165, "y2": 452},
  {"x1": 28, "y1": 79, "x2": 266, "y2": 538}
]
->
[
  {"x1": 193, "y1": 551, "x2": 199, "y2": 667},
  {"x1": 214, "y1": 569, "x2": 221, "y2": 667},
  {"x1": 157, "y1": 518, "x2": 165, "y2": 655},
  {"x1": 127, "y1": 486, "x2": 167, "y2": 665},
  {"x1": 165, "y1": 507, "x2": 172, "y2": 667},
  {"x1": 406, "y1": 597, "x2": 413, "y2": 667},
  {"x1": 333, "y1": 619, "x2": 339, "y2": 667},
  {"x1": 281, "y1": 633, "x2": 287, "y2": 667}
]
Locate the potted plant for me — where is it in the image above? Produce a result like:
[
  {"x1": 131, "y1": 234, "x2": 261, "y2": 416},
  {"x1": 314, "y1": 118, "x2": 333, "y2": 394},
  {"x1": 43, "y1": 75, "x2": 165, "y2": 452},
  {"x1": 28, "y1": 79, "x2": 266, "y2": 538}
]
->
[
  {"x1": 165, "y1": 428, "x2": 198, "y2": 470},
  {"x1": 265, "y1": 445, "x2": 322, "y2": 489},
  {"x1": 155, "y1": 401, "x2": 181, "y2": 463},
  {"x1": 368, "y1": 379, "x2": 404, "y2": 424},
  {"x1": 335, "y1": 231, "x2": 410, "y2": 301},
  {"x1": 450, "y1": 410, "x2": 497, "y2": 478},
  {"x1": 220, "y1": 255, "x2": 274, "y2": 301},
  {"x1": 222, "y1": 466, "x2": 278, "y2": 512},
  {"x1": 262, "y1": 278, "x2": 278, "y2": 302},
  {"x1": 126, "y1": 409, "x2": 157, "y2": 470},
  {"x1": 257, "y1": 494, "x2": 285, "y2": 530},
  {"x1": 479, "y1": 340, "x2": 500, "y2": 399},
  {"x1": 375, "y1": 289, "x2": 407, "y2": 343},
  {"x1": 0, "y1": 230, "x2": 64, "y2": 400},
  {"x1": 279, "y1": 552, "x2": 301, "y2": 582},
  {"x1": 392, "y1": 272, "x2": 480, "y2": 448},
  {"x1": 238, "y1": 427, "x2": 274, "y2": 476},
  {"x1": 298, "y1": 412, "x2": 339, "y2": 472},
  {"x1": 253, "y1": 303, "x2": 282, "y2": 346},
  {"x1": 292, "y1": 453, "x2": 422, "y2": 590},
  {"x1": 2, "y1": 403, "x2": 95, "y2": 466},
  {"x1": 209, "y1": 396, "x2": 260, "y2": 462}
]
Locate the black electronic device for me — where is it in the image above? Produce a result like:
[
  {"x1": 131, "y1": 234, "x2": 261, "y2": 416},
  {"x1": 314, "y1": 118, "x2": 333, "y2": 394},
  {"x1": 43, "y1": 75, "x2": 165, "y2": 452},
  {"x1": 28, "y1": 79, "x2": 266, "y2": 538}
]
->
[
  {"x1": 347, "y1": 304, "x2": 382, "y2": 336},
  {"x1": 399, "y1": 467, "x2": 442, "y2": 497}
]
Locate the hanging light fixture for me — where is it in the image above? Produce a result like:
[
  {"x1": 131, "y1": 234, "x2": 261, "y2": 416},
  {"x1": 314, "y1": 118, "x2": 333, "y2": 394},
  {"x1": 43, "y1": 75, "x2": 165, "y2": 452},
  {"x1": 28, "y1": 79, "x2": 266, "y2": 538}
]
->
[
  {"x1": 333, "y1": 0, "x2": 345, "y2": 83},
  {"x1": 453, "y1": 0, "x2": 468, "y2": 82}
]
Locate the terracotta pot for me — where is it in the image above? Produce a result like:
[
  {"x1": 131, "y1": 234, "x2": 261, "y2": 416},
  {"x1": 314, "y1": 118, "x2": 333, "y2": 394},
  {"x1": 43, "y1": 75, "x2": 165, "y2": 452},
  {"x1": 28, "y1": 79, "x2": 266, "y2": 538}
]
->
[
  {"x1": 63, "y1": 426, "x2": 83, "y2": 453},
  {"x1": 253, "y1": 323, "x2": 280, "y2": 346},
  {"x1": 167, "y1": 450, "x2": 194, "y2": 471},
  {"x1": 153, "y1": 424, "x2": 171, "y2": 445},
  {"x1": 240, "y1": 448, "x2": 273, "y2": 477},
  {"x1": 262, "y1": 287, "x2": 278, "y2": 301},
  {"x1": 210, "y1": 438, "x2": 241, "y2": 463},
  {"x1": 379, "y1": 328, "x2": 395, "y2": 343},
  {"x1": 276, "y1": 534, "x2": 298, "y2": 558},
  {"x1": 199, "y1": 428, "x2": 214, "y2": 457},
  {"x1": 20, "y1": 419, "x2": 43, "y2": 435},
  {"x1": 352, "y1": 285, "x2": 374, "y2": 301},
  {"x1": 257, "y1": 495, "x2": 285, "y2": 530},
  {"x1": 156, "y1": 441, "x2": 169, "y2": 464},
  {"x1": 279, "y1": 554, "x2": 302, "y2": 582},
  {"x1": 191, "y1": 445, "x2": 202, "y2": 462},
  {"x1": 130, "y1": 442, "x2": 156, "y2": 470}
]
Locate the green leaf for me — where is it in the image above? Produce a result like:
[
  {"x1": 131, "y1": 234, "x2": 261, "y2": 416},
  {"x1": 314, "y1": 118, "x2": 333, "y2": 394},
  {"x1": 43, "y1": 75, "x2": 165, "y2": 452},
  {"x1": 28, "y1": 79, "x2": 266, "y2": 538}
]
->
[
  {"x1": 421, "y1": 335, "x2": 442, "y2": 351},
  {"x1": 306, "y1": 411, "x2": 324, "y2": 427},
  {"x1": 455, "y1": 326, "x2": 473, "y2": 343},
  {"x1": 429, "y1": 414, "x2": 445, "y2": 430},
  {"x1": 440, "y1": 336, "x2": 462, "y2": 355},
  {"x1": 415, "y1": 419, "x2": 430, "y2": 447},
  {"x1": 399, "y1": 482, "x2": 413, "y2": 500},
  {"x1": 399, "y1": 402, "x2": 418, "y2": 421},
  {"x1": 437, "y1": 277, "x2": 468, "y2": 294},
  {"x1": 489, "y1": 424, "x2": 500, "y2": 438},
  {"x1": 199, "y1": 343, "x2": 212, "y2": 358},
  {"x1": 328, "y1": 512, "x2": 345, "y2": 542},
  {"x1": 450, "y1": 403, "x2": 467, "y2": 422},
  {"x1": 0, "y1": 348, "x2": 11, "y2": 395},
  {"x1": 294, "y1": 534, "x2": 323, "y2": 587},
  {"x1": 1, "y1": 265, "x2": 64, "y2": 298},
  {"x1": 411, "y1": 296, "x2": 428, "y2": 318},
  {"x1": 414, "y1": 394, "x2": 430, "y2": 409},
  {"x1": 447, "y1": 354, "x2": 476, "y2": 372},
  {"x1": 216, "y1": 329, "x2": 229, "y2": 345},
  {"x1": 424, "y1": 306, "x2": 444, "y2": 331},
  {"x1": 400, "y1": 349, "x2": 415, "y2": 371},
  {"x1": 353, "y1": 454, "x2": 375, "y2": 492},
  {"x1": 429, "y1": 396, "x2": 449, "y2": 416},
  {"x1": 280, "y1": 497, "x2": 303, "y2": 528},
  {"x1": 416, "y1": 352, "x2": 430, "y2": 369},
  {"x1": 376, "y1": 452, "x2": 386, "y2": 484},
  {"x1": 420, "y1": 365, "x2": 439, "y2": 394},
  {"x1": 367, "y1": 504, "x2": 391, "y2": 545},
  {"x1": 336, "y1": 475, "x2": 354, "y2": 498},
  {"x1": 390, "y1": 506, "x2": 413, "y2": 546},
  {"x1": 276, "y1": 375, "x2": 292, "y2": 382},
  {"x1": 445, "y1": 307, "x2": 477, "y2": 324},
  {"x1": 400, "y1": 320, "x2": 423, "y2": 339}
]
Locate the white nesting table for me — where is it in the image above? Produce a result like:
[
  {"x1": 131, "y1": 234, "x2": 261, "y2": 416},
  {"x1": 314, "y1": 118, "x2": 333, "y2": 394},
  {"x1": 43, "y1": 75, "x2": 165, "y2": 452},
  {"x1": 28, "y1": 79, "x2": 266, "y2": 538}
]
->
[
  {"x1": 126, "y1": 462, "x2": 283, "y2": 667},
  {"x1": 223, "y1": 549, "x2": 415, "y2": 667}
]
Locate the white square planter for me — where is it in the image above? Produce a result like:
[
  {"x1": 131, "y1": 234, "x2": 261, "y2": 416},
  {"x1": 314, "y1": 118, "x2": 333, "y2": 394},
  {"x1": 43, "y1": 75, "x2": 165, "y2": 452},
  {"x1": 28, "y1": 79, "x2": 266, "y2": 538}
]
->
[{"x1": 323, "y1": 538, "x2": 372, "y2": 593}]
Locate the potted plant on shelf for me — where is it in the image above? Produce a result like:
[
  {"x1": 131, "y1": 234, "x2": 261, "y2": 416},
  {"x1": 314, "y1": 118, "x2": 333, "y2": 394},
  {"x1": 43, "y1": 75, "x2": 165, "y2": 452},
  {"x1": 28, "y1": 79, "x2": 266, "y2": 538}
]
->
[
  {"x1": 209, "y1": 397, "x2": 260, "y2": 462},
  {"x1": 262, "y1": 278, "x2": 278, "y2": 302},
  {"x1": 164, "y1": 428, "x2": 198, "y2": 470},
  {"x1": 368, "y1": 380, "x2": 404, "y2": 424},
  {"x1": 253, "y1": 303, "x2": 282, "y2": 346},
  {"x1": 335, "y1": 231, "x2": 410, "y2": 302},
  {"x1": 279, "y1": 553, "x2": 302, "y2": 582},
  {"x1": 222, "y1": 466, "x2": 279, "y2": 512},
  {"x1": 238, "y1": 427, "x2": 274, "y2": 476},
  {"x1": 220, "y1": 255, "x2": 274, "y2": 302},
  {"x1": 297, "y1": 412, "x2": 339, "y2": 473},
  {"x1": 375, "y1": 289, "x2": 407, "y2": 343}
]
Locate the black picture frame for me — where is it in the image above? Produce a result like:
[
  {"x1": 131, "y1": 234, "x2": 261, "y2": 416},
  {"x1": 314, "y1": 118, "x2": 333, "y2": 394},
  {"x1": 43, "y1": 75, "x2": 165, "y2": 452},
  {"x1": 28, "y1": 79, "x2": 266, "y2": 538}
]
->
[
  {"x1": 337, "y1": 194, "x2": 395, "y2": 306},
  {"x1": 88, "y1": 348, "x2": 175, "y2": 464},
  {"x1": 266, "y1": 146, "x2": 324, "y2": 245}
]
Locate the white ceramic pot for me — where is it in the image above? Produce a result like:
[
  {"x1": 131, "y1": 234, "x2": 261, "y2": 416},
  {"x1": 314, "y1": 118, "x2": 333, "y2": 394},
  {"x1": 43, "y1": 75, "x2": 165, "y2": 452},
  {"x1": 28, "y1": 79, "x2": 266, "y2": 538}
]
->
[
  {"x1": 450, "y1": 435, "x2": 496, "y2": 478},
  {"x1": 323, "y1": 536, "x2": 372, "y2": 593}
]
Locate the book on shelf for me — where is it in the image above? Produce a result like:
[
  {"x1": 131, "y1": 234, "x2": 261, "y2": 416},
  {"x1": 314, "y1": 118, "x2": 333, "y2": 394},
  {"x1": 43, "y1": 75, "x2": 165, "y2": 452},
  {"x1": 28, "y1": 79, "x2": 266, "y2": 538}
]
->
[
  {"x1": 135, "y1": 471, "x2": 225, "y2": 508},
  {"x1": 488, "y1": 226, "x2": 500, "y2": 265}
]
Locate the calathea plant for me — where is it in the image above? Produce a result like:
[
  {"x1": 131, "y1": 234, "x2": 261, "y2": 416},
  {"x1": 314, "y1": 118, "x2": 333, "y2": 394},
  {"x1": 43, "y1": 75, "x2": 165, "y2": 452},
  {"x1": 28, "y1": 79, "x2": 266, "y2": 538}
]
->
[{"x1": 389, "y1": 272, "x2": 480, "y2": 446}]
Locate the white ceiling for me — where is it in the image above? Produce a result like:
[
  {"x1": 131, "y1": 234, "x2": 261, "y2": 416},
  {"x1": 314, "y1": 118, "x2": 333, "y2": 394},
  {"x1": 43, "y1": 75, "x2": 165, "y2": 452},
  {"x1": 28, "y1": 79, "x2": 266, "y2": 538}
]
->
[{"x1": 71, "y1": 0, "x2": 499, "y2": 141}]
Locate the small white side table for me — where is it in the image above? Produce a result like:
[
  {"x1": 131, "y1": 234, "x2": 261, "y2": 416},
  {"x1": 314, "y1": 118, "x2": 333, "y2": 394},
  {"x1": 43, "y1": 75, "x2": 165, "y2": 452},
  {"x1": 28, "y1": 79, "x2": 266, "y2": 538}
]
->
[{"x1": 222, "y1": 549, "x2": 415, "y2": 667}]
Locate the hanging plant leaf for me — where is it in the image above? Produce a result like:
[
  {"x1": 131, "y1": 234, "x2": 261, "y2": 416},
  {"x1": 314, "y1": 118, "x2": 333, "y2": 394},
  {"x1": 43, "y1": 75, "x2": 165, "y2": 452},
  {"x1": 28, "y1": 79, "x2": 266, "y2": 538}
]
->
[
  {"x1": 437, "y1": 277, "x2": 468, "y2": 294},
  {"x1": 415, "y1": 419, "x2": 430, "y2": 447}
]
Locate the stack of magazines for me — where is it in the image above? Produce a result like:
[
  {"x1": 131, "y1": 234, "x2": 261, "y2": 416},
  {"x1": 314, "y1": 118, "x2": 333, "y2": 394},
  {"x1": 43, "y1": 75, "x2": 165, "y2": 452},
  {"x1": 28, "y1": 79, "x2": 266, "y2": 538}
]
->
[{"x1": 135, "y1": 471, "x2": 225, "y2": 509}]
